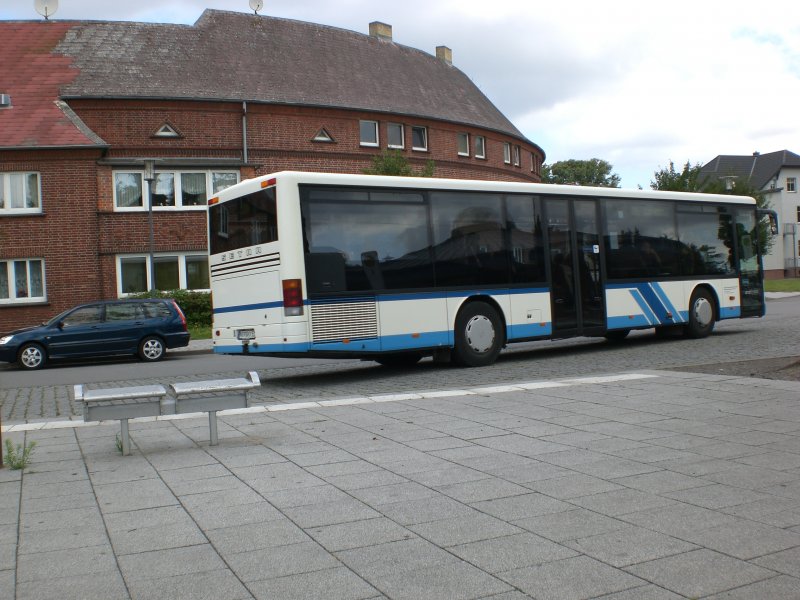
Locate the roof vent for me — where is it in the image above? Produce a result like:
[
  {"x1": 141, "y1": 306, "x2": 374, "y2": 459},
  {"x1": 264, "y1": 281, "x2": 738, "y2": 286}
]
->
[
  {"x1": 0, "y1": 94, "x2": 11, "y2": 108},
  {"x1": 436, "y1": 46, "x2": 452, "y2": 65},
  {"x1": 369, "y1": 22, "x2": 392, "y2": 41}
]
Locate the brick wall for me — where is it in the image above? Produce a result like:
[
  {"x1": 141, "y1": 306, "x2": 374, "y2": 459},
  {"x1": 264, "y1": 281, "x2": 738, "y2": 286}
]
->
[{"x1": 0, "y1": 98, "x2": 545, "y2": 332}]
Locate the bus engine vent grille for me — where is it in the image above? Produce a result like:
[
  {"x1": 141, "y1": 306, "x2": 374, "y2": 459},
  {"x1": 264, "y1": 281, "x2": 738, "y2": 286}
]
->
[{"x1": 310, "y1": 299, "x2": 378, "y2": 343}]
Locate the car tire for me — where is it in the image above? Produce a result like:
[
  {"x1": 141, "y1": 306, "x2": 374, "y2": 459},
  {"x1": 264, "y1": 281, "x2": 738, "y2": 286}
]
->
[
  {"x1": 138, "y1": 336, "x2": 165, "y2": 362},
  {"x1": 18, "y1": 343, "x2": 46, "y2": 370},
  {"x1": 453, "y1": 301, "x2": 503, "y2": 367}
]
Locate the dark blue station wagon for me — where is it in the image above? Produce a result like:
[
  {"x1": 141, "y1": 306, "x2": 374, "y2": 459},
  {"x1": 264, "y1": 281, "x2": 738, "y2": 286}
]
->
[{"x1": 0, "y1": 299, "x2": 190, "y2": 370}]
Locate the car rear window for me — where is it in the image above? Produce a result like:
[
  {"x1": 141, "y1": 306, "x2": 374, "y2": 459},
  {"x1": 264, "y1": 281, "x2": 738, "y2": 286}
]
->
[{"x1": 142, "y1": 302, "x2": 173, "y2": 319}]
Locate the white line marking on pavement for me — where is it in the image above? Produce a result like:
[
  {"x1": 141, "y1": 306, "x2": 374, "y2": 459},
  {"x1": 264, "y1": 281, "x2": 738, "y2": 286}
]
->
[{"x1": 1, "y1": 373, "x2": 659, "y2": 432}]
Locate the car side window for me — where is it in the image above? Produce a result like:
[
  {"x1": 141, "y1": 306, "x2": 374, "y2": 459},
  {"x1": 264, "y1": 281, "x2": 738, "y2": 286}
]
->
[
  {"x1": 61, "y1": 305, "x2": 103, "y2": 327},
  {"x1": 106, "y1": 303, "x2": 144, "y2": 321}
]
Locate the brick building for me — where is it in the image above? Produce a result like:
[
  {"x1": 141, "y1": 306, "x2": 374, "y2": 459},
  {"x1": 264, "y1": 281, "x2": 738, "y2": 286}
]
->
[{"x1": 0, "y1": 10, "x2": 544, "y2": 331}]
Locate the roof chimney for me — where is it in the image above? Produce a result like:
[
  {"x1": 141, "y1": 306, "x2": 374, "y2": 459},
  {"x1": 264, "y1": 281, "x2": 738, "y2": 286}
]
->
[
  {"x1": 436, "y1": 46, "x2": 452, "y2": 65},
  {"x1": 369, "y1": 22, "x2": 392, "y2": 41}
]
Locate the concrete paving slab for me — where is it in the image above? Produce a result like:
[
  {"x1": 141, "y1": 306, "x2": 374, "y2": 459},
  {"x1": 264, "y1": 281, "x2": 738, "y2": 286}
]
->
[{"x1": 4, "y1": 369, "x2": 800, "y2": 598}]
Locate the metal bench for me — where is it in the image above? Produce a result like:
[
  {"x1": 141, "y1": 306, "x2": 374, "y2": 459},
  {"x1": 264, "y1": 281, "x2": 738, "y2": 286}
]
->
[
  {"x1": 75, "y1": 371, "x2": 261, "y2": 455},
  {"x1": 170, "y1": 371, "x2": 261, "y2": 446},
  {"x1": 75, "y1": 384, "x2": 167, "y2": 455}
]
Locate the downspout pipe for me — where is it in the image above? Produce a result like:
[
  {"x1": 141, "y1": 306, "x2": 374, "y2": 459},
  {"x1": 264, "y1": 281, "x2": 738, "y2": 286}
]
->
[{"x1": 242, "y1": 101, "x2": 248, "y2": 164}]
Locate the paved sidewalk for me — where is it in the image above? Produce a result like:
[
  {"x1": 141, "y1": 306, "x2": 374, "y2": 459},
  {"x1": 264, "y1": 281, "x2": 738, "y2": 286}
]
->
[{"x1": 3, "y1": 370, "x2": 800, "y2": 599}]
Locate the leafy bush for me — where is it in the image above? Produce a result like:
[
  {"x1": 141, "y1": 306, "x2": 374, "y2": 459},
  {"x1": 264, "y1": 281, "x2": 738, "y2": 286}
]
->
[{"x1": 131, "y1": 290, "x2": 211, "y2": 327}]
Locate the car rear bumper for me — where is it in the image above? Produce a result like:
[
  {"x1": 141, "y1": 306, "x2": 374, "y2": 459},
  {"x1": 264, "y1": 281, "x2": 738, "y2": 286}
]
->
[{"x1": 165, "y1": 332, "x2": 191, "y2": 349}]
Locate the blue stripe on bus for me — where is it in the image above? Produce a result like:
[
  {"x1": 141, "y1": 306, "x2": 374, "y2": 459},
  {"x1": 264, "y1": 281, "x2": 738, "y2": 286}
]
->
[
  {"x1": 720, "y1": 306, "x2": 741, "y2": 319},
  {"x1": 649, "y1": 283, "x2": 685, "y2": 323},
  {"x1": 213, "y1": 301, "x2": 283, "y2": 314},
  {"x1": 629, "y1": 289, "x2": 659, "y2": 325},
  {"x1": 636, "y1": 284, "x2": 672, "y2": 324},
  {"x1": 213, "y1": 343, "x2": 310, "y2": 354}
]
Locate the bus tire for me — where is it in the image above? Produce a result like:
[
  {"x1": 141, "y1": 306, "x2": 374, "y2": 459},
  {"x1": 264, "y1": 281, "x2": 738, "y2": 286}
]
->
[
  {"x1": 375, "y1": 353, "x2": 422, "y2": 368},
  {"x1": 453, "y1": 301, "x2": 503, "y2": 367},
  {"x1": 684, "y1": 288, "x2": 716, "y2": 339}
]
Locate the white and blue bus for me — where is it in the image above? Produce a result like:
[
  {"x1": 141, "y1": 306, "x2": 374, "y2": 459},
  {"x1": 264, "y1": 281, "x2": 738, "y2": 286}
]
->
[{"x1": 207, "y1": 171, "x2": 770, "y2": 367}]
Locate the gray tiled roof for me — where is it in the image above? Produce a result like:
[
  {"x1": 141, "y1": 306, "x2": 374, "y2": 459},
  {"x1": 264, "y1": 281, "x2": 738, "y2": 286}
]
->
[
  {"x1": 53, "y1": 9, "x2": 530, "y2": 144},
  {"x1": 700, "y1": 150, "x2": 800, "y2": 190}
]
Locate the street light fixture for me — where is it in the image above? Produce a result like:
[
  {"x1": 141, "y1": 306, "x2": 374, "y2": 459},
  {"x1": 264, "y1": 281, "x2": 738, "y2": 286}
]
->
[{"x1": 143, "y1": 159, "x2": 156, "y2": 294}]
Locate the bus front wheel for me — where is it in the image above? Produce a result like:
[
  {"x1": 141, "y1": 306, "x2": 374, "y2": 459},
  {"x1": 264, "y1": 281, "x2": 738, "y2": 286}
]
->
[
  {"x1": 453, "y1": 302, "x2": 503, "y2": 367},
  {"x1": 685, "y1": 289, "x2": 716, "y2": 339}
]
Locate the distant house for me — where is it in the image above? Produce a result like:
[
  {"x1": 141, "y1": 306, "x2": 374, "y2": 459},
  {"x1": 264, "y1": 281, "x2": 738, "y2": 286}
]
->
[
  {"x1": 698, "y1": 150, "x2": 800, "y2": 278},
  {"x1": 0, "y1": 10, "x2": 544, "y2": 330}
]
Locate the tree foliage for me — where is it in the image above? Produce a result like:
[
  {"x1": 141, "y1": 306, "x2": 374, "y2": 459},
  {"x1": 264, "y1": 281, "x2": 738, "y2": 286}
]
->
[
  {"x1": 541, "y1": 158, "x2": 621, "y2": 187},
  {"x1": 651, "y1": 160, "x2": 774, "y2": 255},
  {"x1": 363, "y1": 150, "x2": 435, "y2": 177}
]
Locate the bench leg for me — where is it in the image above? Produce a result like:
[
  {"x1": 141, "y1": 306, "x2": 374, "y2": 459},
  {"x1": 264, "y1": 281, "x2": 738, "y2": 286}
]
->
[
  {"x1": 208, "y1": 411, "x2": 218, "y2": 446},
  {"x1": 120, "y1": 419, "x2": 131, "y2": 456}
]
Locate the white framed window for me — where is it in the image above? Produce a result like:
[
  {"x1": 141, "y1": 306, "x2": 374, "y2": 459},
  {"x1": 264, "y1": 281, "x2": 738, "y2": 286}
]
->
[
  {"x1": 787, "y1": 177, "x2": 797, "y2": 193},
  {"x1": 457, "y1": 133, "x2": 470, "y2": 157},
  {"x1": 475, "y1": 136, "x2": 486, "y2": 159},
  {"x1": 503, "y1": 143, "x2": 511, "y2": 164},
  {"x1": 113, "y1": 170, "x2": 239, "y2": 211},
  {"x1": 387, "y1": 123, "x2": 404, "y2": 149},
  {"x1": 0, "y1": 172, "x2": 41, "y2": 215},
  {"x1": 513, "y1": 145, "x2": 521, "y2": 167},
  {"x1": 117, "y1": 253, "x2": 210, "y2": 295},
  {"x1": 0, "y1": 259, "x2": 45, "y2": 304},
  {"x1": 411, "y1": 126, "x2": 428, "y2": 151},
  {"x1": 360, "y1": 120, "x2": 379, "y2": 147}
]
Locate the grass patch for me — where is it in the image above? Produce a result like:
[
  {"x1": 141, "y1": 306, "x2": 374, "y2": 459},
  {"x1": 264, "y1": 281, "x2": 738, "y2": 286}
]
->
[
  {"x1": 188, "y1": 325, "x2": 211, "y2": 340},
  {"x1": 765, "y1": 279, "x2": 800, "y2": 293},
  {"x1": 4, "y1": 439, "x2": 36, "y2": 470}
]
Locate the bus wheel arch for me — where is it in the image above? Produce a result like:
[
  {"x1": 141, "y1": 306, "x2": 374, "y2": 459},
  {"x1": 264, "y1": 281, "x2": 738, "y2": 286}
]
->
[
  {"x1": 452, "y1": 297, "x2": 505, "y2": 367},
  {"x1": 685, "y1": 285, "x2": 717, "y2": 339}
]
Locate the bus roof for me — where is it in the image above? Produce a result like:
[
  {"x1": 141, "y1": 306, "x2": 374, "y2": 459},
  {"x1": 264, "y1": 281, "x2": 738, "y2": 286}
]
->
[{"x1": 212, "y1": 171, "x2": 757, "y2": 206}]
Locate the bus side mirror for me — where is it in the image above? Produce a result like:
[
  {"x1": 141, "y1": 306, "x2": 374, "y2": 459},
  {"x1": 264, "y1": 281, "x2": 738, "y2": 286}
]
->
[{"x1": 757, "y1": 209, "x2": 779, "y2": 235}]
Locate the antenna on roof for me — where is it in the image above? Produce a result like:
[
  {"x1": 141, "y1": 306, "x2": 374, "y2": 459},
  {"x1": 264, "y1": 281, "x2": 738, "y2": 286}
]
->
[
  {"x1": 249, "y1": 0, "x2": 264, "y2": 15},
  {"x1": 34, "y1": 0, "x2": 59, "y2": 20}
]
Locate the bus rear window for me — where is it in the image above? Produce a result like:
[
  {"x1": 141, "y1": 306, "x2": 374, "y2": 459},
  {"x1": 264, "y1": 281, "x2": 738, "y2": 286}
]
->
[{"x1": 209, "y1": 188, "x2": 278, "y2": 254}]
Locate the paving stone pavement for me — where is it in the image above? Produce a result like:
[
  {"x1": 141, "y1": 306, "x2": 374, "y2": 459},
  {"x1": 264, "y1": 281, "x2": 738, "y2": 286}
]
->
[{"x1": 3, "y1": 369, "x2": 800, "y2": 599}]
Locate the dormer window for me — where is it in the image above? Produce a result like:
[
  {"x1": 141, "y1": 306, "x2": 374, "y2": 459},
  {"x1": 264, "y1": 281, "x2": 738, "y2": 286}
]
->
[{"x1": 153, "y1": 123, "x2": 181, "y2": 138}]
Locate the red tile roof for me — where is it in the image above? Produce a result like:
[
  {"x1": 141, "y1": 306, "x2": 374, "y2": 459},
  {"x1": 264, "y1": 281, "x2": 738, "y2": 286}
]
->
[{"x1": 0, "y1": 22, "x2": 106, "y2": 149}]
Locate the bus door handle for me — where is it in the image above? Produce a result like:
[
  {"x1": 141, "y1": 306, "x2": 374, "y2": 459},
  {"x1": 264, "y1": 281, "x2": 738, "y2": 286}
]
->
[{"x1": 554, "y1": 298, "x2": 566, "y2": 305}]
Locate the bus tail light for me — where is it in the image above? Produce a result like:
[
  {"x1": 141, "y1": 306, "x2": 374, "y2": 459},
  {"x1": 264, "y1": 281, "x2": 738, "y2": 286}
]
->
[{"x1": 282, "y1": 279, "x2": 304, "y2": 316}]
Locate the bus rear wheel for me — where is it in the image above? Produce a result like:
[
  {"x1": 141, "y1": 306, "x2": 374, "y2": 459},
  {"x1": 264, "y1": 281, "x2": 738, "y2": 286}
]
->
[
  {"x1": 684, "y1": 288, "x2": 716, "y2": 339},
  {"x1": 453, "y1": 301, "x2": 503, "y2": 367}
]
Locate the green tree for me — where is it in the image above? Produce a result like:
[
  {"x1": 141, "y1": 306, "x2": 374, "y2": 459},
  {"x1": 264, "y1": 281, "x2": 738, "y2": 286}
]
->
[
  {"x1": 363, "y1": 150, "x2": 435, "y2": 177},
  {"x1": 651, "y1": 160, "x2": 774, "y2": 255},
  {"x1": 541, "y1": 158, "x2": 621, "y2": 187},
  {"x1": 650, "y1": 160, "x2": 705, "y2": 192}
]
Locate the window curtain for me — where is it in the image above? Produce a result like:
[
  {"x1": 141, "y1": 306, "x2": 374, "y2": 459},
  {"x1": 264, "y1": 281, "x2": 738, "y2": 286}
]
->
[
  {"x1": 0, "y1": 263, "x2": 8, "y2": 299},
  {"x1": 182, "y1": 173, "x2": 207, "y2": 206},
  {"x1": 115, "y1": 173, "x2": 143, "y2": 207}
]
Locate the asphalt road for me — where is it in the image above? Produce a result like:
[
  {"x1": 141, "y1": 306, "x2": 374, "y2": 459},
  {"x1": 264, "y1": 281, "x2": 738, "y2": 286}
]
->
[{"x1": 1, "y1": 297, "x2": 799, "y2": 422}]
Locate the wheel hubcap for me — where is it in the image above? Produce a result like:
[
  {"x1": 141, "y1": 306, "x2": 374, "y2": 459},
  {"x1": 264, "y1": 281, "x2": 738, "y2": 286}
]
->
[
  {"x1": 143, "y1": 340, "x2": 163, "y2": 359},
  {"x1": 21, "y1": 347, "x2": 42, "y2": 368},
  {"x1": 465, "y1": 315, "x2": 495, "y2": 353},
  {"x1": 693, "y1": 297, "x2": 713, "y2": 327}
]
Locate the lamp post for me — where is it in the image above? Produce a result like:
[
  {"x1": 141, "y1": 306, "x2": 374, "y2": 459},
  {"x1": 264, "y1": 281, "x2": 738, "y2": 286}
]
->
[{"x1": 143, "y1": 160, "x2": 156, "y2": 294}]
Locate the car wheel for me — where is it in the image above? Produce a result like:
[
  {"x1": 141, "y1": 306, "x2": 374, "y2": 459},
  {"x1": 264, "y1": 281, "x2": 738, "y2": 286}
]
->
[
  {"x1": 453, "y1": 301, "x2": 503, "y2": 367},
  {"x1": 138, "y1": 336, "x2": 165, "y2": 361},
  {"x1": 684, "y1": 288, "x2": 716, "y2": 339},
  {"x1": 18, "y1": 343, "x2": 46, "y2": 370}
]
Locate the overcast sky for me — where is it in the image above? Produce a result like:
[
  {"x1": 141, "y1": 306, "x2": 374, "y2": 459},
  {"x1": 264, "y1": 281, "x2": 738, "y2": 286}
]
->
[{"x1": 5, "y1": 0, "x2": 800, "y2": 188}]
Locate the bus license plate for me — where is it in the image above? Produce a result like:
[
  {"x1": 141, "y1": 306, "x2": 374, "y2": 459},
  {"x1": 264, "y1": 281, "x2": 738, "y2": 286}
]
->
[{"x1": 236, "y1": 329, "x2": 255, "y2": 340}]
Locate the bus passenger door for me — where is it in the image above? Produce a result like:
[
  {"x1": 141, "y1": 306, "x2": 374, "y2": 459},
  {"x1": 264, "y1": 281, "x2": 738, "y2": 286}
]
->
[{"x1": 546, "y1": 198, "x2": 605, "y2": 337}]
